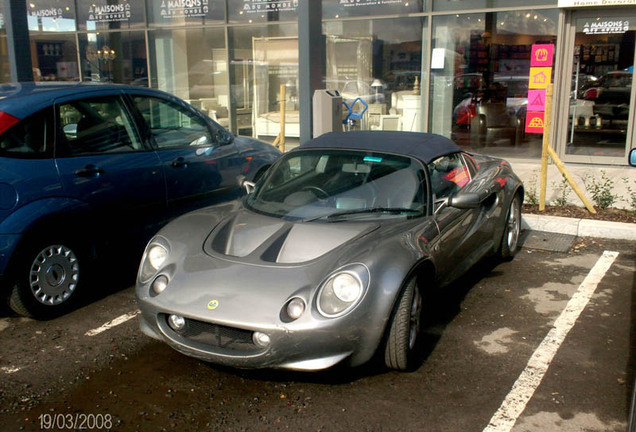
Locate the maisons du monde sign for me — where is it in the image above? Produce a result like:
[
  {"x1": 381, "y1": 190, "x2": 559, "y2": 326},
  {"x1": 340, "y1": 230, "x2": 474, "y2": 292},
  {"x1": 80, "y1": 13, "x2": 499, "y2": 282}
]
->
[{"x1": 558, "y1": 0, "x2": 636, "y2": 6}]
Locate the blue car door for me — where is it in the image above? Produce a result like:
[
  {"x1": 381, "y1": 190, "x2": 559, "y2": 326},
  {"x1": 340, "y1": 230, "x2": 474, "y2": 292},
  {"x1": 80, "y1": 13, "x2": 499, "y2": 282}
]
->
[
  {"x1": 129, "y1": 95, "x2": 243, "y2": 215},
  {"x1": 54, "y1": 94, "x2": 165, "y2": 244}
]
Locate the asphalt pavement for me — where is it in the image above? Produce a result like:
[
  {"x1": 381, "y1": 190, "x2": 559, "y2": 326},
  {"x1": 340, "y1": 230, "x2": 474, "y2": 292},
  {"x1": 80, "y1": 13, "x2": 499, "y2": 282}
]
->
[{"x1": 0, "y1": 213, "x2": 633, "y2": 432}]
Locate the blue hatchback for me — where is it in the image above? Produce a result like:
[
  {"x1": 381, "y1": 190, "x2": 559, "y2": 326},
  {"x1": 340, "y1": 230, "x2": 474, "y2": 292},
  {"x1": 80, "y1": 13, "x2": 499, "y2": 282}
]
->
[{"x1": 0, "y1": 83, "x2": 280, "y2": 318}]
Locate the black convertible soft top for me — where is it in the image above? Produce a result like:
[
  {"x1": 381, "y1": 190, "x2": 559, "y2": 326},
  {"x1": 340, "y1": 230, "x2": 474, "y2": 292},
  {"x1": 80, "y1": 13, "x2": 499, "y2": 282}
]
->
[{"x1": 296, "y1": 131, "x2": 462, "y2": 164}]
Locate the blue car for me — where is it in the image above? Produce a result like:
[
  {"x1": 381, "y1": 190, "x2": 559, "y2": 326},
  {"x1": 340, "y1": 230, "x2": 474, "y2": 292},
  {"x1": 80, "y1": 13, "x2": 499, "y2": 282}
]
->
[{"x1": 0, "y1": 83, "x2": 280, "y2": 318}]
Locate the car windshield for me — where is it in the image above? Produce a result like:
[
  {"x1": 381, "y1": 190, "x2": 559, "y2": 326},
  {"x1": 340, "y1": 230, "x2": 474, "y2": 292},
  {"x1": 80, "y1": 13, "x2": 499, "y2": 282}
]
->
[{"x1": 246, "y1": 149, "x2": 427, "y2": 221}]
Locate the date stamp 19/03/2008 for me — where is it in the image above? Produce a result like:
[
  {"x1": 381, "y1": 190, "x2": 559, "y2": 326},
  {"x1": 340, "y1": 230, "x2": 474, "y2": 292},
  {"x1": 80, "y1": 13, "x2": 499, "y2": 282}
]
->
[{"x1": 38, "y1": 413, "x2": 114, "y2": 430}]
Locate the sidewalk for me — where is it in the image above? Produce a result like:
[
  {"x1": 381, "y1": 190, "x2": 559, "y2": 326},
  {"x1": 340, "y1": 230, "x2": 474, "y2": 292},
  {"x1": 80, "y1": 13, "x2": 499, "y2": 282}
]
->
[{"x1": 522, "y1": 213, "x2": 636, "y2": 241}]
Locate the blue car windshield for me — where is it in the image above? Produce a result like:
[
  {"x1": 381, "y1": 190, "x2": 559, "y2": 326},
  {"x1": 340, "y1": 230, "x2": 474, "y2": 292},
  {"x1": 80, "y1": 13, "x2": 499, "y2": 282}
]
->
[{"x1": 246, "y1": 149, "x2": 428, "y2": 221}]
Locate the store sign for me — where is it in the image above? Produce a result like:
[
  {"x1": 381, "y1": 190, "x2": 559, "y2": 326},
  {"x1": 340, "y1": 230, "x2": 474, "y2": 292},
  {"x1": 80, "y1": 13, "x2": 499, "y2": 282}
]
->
[
  {"x1": 28, "y1": 7, "x2": 65, "y2": 19},
  {"x1": 525, "y1": 113, "x2": 545, "y2": 134},
  {"x1": 87, "y1": 3, "x2": 131, "y2": 24},
  {"x1": 241, "y1": 0, "x2": 298, "y2": 14},
  {"x1": 527, "y1": 90, "x2": 546, "y2": 112},
  {"x1": 582, "y1": 20, "x2": 630, "y2": 34},
  {"x1": 526, "y1": 44, "x2": 554, "y2": 134},
  {"x1": 528, "y1": 67, "x2": 551, "y2": 89},
  {"x1": 160, "y1": 0, "x2": 209, "y2": 18},
  {"x1": 558, "y1": 0, "x2": 636, "y2": 7},
  {"x1": 339, "y1": 0, "x2": 409, "y2": 7},
  {"x1": 531, "y1": 45, "x2": 554, "y2": 67}
]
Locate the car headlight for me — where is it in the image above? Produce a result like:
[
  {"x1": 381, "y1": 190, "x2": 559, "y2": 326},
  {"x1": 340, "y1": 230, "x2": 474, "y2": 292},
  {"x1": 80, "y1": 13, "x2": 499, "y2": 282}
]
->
[
  {"x1": 139, "y1": 239, "x2": 170, "y2": 284},
  {"x1": 148, "y1": 245, "x2": 168, "y2": 270},
  {"x1": 317, "y1": 264, "x2": 369, "y2": 318}
]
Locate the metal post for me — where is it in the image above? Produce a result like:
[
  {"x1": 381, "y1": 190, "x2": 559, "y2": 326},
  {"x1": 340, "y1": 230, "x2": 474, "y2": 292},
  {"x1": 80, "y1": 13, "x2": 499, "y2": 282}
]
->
[
  {"x1": 298, "y1": 0, "x2": 324, "y2": 145},
  {"x1": 539, "y1": 84, "x2": 552, "y2": 211},
  {"x1": 4, "y1": 0, "x2": 34, "y2": 82}
]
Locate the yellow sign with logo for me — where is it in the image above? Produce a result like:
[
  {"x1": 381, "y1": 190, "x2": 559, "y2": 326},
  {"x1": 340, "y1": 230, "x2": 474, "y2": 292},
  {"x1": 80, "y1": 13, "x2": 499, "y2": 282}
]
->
[{"x1": 529, "y1": 67, "x2": 552, "y2": 89}]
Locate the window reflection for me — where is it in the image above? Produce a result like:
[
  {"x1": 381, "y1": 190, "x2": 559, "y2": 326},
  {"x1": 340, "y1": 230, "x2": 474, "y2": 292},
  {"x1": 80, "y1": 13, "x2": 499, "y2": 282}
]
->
[
  {"x1": 79, "y1": 31, "x2": 146, "y2": 84},
  {"x1": 324, "y1": 18, "x2": 424, "y2": 132},
  {"x1": 148, "y1": 28, "x2": 229, "y2": 128},
  {"x1": 228, "y1": 24, "x2": 298, "y2": 137},
  {"x1": 429, "y1": 10, "x2": 558, "y2": 159}
]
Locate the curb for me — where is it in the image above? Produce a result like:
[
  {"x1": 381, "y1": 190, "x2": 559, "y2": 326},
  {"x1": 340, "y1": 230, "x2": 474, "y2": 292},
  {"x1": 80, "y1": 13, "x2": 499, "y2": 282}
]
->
[{"x1": 522, "y1": 213, "x2": 636, "y2": 241}]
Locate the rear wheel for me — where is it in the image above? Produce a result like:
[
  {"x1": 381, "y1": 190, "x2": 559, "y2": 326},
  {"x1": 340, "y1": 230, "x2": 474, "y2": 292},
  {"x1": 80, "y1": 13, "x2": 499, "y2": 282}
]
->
[
  {"x1": 9, "y1": 241, "x2": 83, "y2": 319},
  {"x1": 385, "y1": 277, "x2": 422, "y2": 371},
  {"x1": 498, "y1": 194, "x2": 521, "y2": 260}
]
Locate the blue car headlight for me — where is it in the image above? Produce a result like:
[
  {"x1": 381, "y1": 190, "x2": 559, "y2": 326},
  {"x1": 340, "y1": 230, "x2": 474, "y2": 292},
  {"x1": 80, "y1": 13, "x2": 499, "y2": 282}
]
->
[
  {"x1": 317, "y1": 264, "x2": 370, "y2": 318},
  {"x1": 139, "y1": 238, "x2": 170, "y2": 284}
]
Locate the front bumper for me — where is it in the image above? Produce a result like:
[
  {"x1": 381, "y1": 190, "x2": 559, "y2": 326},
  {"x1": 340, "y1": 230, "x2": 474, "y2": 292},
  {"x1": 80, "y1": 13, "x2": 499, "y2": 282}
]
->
[{"x1": 138, "y1": 301, "x2": 375, "y2": 371}]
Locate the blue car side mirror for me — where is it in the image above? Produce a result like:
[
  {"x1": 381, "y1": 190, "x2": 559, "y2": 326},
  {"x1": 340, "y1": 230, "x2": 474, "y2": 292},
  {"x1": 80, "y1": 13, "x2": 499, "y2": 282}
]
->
[{"x1": 629, "y1": 148, "x2": 636, "y2": 167}]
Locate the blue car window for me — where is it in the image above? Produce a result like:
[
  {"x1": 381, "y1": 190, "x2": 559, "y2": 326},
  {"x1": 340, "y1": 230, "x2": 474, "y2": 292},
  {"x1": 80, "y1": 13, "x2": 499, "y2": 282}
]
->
[
  {"x1": 57, "y1": 96, "x2": 143, "y2": 156},
  {"x1": 131, "y1": 96, "x2": 213, "y2": 149},
  {"x1": 0, "y1": 109, "x2": 53, "y2": 158}
]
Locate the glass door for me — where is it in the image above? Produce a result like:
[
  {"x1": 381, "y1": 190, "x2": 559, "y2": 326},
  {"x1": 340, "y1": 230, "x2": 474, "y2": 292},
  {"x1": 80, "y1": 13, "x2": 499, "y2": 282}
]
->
[{"x1": 562, "y1": 8, "x2": 636, "y2": 163}]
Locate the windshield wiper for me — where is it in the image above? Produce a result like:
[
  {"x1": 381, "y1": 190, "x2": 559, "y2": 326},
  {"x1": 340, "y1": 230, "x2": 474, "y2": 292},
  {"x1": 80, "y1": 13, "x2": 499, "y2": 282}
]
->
[{"x1": 305, "y1": 207, "x2": 422, "y2": 222}]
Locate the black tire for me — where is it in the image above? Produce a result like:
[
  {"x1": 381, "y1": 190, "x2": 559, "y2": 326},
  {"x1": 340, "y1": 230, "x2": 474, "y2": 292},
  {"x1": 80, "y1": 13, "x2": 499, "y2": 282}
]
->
[
  {"x1": 498, "y1": 194, "x2": 522, "y2": 261},
  {"x1": 385, "y1": 278, "x2": 422, "y2": 371},
  {"x1": 8, "y1": 241, "x2": 83, "y2": 319}
]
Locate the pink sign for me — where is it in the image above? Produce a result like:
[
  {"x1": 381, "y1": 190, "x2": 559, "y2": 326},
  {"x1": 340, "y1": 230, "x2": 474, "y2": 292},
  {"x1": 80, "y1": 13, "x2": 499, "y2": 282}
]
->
[
  {"x1": 527, "y1": 89, "x2": 546, "y2": 112},
  {"x1": 531, "y1": 44, "x2": 554, "y2": 67}
]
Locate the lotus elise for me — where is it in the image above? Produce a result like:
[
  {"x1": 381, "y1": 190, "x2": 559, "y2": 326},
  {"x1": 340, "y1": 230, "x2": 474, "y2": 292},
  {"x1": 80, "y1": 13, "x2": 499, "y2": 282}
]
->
[{"x1": 136, "y1": 131, "x2": 524, "y2": 371}]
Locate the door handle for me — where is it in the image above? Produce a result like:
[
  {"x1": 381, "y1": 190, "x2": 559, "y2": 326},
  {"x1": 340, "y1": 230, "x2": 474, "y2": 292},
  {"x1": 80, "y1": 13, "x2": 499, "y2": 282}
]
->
[
  {"x1": 75, "y1": 164, "x2": 104, "y2": 177},
  {"x1": 171, "y1": 157, "x2": 189, "y2": 168}
]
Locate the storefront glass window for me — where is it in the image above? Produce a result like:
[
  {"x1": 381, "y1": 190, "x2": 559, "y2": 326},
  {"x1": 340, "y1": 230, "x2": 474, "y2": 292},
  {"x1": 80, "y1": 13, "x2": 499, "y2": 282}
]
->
[
  {"x1": 429, "y1": 10, "x2": 558, "y2": 159},
  {"x1": 145, "y1": 0, "x2": 224, "y2": 27},
  {"x1": 228, "y1": 0, "x2": 298, "y2": 23},
  {"x1": 324, "y1": 18, "x2": 425, "y2": 132},
  {"x1": 79, "y1": 31, "x2": 146, "y2": 85},
  {"x1": 0, "y1": 4, "x2": 7, "y2": 84},
  {"x1": 148, "y1": 28, "x2": 228, "y2": 127},
  {"x1": 30, "y1": 33, "x2": 78, "y2": 81},
  {"x1": 228, "y1": 24, "x2": 298, "y2": 138},
  {"x1": 77, "y1": 0, "x2": 146, "y2": 31},
  {"x1": 432, "y1": 0, "x2": 556, "y2": 12},
  {"x1": 322, "y1": 0, "x2": 423, "y2": 19},
  {"x1": 566, "y1": 15, "x2": 635, "y2": 159},
  {"x1": 27, "y1": 0, "x2": 76, "y2": 32}
]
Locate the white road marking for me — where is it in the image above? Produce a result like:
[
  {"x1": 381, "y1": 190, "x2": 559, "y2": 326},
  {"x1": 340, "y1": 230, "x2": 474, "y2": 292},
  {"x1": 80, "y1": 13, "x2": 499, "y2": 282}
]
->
[
  {"x1": 1, "y1": 366, "x2": 21, "y2": 374},
  {"x1": 85, "y1": 310, "x2": 140, "y2": 337},
  {"x1": 483, "y1": 251, "x2": 619, "y2": 432}
]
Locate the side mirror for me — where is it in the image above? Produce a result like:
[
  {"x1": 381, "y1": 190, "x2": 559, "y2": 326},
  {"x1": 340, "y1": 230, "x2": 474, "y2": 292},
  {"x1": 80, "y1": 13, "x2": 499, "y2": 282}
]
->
[
  {"x1": 448, "y1": 192, "x2": 481, "y2": 209},
  {"x1": 629, "y1": 148, "x2": 636, "y2": 167},
  {"x1": 217, "y1": 129, "x2": 234, "y2": 146},
  {"x1": 237, "y1": 175, "x2": 255, "y2": 194}
]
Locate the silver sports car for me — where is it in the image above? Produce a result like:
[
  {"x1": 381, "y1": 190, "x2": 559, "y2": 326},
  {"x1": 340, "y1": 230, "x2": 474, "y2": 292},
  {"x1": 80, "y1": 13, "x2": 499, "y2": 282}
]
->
[{"x1": 136, "y1": 131, "x2": 524, "y2": 371}]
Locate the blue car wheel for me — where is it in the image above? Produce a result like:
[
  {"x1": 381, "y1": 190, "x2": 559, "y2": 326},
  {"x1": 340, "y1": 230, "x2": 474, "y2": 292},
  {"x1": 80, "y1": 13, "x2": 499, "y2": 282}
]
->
[{"x1": 9, "y1": 240, "x2": 83, "y2": 318}]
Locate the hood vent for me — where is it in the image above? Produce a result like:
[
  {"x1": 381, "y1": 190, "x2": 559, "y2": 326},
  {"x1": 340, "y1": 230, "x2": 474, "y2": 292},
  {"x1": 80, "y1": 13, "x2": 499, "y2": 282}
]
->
[{"x1": 207, "y1": 211, "x2": 378, "y2": 264}]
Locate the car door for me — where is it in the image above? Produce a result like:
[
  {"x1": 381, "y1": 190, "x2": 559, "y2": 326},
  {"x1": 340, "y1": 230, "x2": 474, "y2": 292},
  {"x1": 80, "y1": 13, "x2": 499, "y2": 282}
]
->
[
  {"x1": 129, "y1": 94, "x2": 243, "y2": 215},
  {"x1": 54, "y1": 93, "x2": 165, "y2": 243},
  {"x1": 428, "y1": 152, "x2": 491, "y2": 281}
]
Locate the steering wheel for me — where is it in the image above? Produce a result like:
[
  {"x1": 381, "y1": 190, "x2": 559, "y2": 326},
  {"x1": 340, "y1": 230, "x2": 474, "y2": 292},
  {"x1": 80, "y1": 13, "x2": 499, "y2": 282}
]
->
[{"x1": 302, "y1": 186, "x2": 329, "y2": 200}]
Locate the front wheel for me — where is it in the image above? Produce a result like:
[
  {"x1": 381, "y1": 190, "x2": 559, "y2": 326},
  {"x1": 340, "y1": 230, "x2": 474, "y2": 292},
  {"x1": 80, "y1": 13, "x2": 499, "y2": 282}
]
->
[
  {"x1": 498, "y1": 194, "x2": 522, "y2": 260},
  {"x1": 385, "y1": 278, "x2": 422, "y2": 371},
  {"x1": 9, "y1": 241, "x2": 83, "y2": 319}
]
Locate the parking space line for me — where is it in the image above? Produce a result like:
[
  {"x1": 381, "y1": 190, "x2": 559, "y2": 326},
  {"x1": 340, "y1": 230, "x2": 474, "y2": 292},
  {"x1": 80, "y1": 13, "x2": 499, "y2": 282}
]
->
[
  {"x1": 85, "y1": 310, "x2": 140, "y2": 337},
  {"x1": 483, "y1": 250, "x2": 619, "y2": 432}
]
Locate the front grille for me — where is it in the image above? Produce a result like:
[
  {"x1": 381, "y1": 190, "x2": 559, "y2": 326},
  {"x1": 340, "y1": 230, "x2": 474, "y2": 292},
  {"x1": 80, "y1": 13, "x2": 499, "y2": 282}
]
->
[{"x1": 160, "y1": 314, "x2": 259, "y2": 354}]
